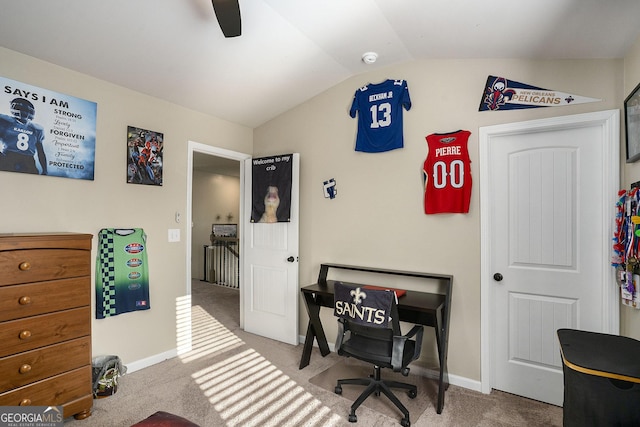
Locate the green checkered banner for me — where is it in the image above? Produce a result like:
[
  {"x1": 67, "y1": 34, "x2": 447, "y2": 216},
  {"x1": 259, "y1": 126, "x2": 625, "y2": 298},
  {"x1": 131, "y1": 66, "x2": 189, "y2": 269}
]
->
[{"x1": 95, "y1": 228, "x2": 150, "y2": 319}]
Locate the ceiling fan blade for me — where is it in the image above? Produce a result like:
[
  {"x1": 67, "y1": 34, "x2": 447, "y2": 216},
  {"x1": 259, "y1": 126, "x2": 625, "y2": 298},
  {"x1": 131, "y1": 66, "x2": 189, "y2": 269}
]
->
[{"x1": 211, "y1": 0, "x2": 241, "y2": 38}]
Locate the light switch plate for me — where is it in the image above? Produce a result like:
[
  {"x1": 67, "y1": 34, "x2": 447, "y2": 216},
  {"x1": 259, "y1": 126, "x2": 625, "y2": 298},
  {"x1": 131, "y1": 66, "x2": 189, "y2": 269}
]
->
[{"x1": 168, "y1": 229, "x2": 180, "y2": 242}]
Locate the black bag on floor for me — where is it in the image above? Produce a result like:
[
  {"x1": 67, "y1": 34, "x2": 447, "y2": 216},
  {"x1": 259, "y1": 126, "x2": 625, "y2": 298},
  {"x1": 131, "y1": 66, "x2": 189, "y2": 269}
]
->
[{"x1": 92, "y1": 355, "x2": 126, "y2": 398}]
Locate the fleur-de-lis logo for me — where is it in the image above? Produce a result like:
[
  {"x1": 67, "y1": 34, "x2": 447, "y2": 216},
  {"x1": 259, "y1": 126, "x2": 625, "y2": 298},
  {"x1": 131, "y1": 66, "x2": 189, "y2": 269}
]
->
[{"x1": 350, "y1": 287, "x2": 367, "y2": 305}]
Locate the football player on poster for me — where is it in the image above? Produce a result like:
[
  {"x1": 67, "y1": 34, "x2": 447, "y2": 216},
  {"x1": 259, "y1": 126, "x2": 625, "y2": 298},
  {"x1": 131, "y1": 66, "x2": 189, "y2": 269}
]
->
[{"x1": 0, "y1": 98, "x2": 47, "y2": 175}]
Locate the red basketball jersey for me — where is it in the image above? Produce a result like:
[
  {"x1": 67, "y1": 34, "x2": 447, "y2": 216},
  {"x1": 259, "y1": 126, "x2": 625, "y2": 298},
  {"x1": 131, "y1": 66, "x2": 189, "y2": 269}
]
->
[{"x1": 423, "y1": 130, "x2": 472, "y2": 214}]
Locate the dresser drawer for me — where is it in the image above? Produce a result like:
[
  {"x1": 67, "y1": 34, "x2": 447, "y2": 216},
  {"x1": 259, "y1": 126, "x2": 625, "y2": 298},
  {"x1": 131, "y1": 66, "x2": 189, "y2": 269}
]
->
[
  {"x1": 0, "y1": 365, "x2": 91, "y2": 408},
  {"x1": 0, "y1": 277, "x2": 90, "y2": 322},
  {"x1": 0, "y1": 307, "x2": 90, "y2": 357},
  {"x1": 0, "y1": 248, "x2": 90, "y2": 286},
  {"x1": 0, "y1": 337, "x2": 91, "y2": 390}
]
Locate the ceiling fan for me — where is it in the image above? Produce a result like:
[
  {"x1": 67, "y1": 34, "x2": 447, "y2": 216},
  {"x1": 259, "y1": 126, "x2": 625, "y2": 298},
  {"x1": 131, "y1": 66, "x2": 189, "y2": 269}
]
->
[{"x1": 212, "y1": 0, "x2": 241, "y2": 38}]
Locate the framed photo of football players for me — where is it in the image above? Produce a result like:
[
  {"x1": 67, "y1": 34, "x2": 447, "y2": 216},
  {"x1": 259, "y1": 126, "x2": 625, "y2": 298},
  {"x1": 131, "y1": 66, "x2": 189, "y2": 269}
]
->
[
  {"x1": 625, "y1": 82, "x2": 640, "y2": 163},
  {"x1": 127, "y1": 126, "x2": 163, "y2": 185}
]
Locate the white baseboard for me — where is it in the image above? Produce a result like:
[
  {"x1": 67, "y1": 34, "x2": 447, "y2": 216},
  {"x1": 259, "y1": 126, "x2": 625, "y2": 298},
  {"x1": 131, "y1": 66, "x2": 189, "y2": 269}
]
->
[
  {"x1": 298, "y1": 334, "x2": 483, "y2": 394},
  {"x1": 411, "y1": 365, "x2": 482, "y2": 393},
  {"x1": 124, "y1": 349, "x2": 177, "y2": 374}
]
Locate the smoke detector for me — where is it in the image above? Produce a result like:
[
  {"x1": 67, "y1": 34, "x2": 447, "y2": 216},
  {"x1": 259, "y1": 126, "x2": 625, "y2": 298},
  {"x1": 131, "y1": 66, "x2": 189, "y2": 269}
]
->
[{"x1": 361, "y1": 52, "x2": 378, "y2": 64}]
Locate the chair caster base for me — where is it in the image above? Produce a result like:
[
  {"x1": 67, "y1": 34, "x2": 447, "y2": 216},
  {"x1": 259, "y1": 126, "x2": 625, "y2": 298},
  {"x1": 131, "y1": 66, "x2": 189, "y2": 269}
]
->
[
  {"x1": 335, "y1": 385, "x2": 342, "y2": 394},
  {"x1": 348, "y1": 412, "x2": 357, "y2": 423},
  {"x1": 400, "y1": 417, "x2": 410, "y2": 427},
  {"x1": 407, "y1": 389, "x2": 417, "y2": 399}
]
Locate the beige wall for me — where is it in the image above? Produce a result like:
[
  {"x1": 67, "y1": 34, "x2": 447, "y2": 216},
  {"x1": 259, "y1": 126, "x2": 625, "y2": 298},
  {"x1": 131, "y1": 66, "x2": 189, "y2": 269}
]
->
[
  {"x1": 191, "y1": 171, "x2": 240, "y2": 279},
  {"x1": 0, "y1": 47, "x2": 252, "y2": 365},
  {"x1": 254, "y1": 58, "x2": 624, "y2": 382},
  {"x1": 622, "y1": 35, "x2": 640, "y2": 340}
]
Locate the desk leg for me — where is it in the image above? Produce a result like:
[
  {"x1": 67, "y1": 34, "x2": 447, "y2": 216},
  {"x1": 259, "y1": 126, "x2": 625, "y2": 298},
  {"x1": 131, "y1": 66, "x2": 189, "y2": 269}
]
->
[
  {"x1": 299, "y1": 321, "x2": 316, "y2": 369},
  {"x1": 299, "y1": 292, "x2": 331, "y2": 369},
  {"x1": 434, "y1": 305, "x2": 449, "y2": 414}
]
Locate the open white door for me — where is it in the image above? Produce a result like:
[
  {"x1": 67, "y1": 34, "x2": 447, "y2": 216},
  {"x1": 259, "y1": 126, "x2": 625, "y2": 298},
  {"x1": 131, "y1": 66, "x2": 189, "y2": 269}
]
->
[{"x1": 242, "y1": 153, "x2": 299, "y2": 345}]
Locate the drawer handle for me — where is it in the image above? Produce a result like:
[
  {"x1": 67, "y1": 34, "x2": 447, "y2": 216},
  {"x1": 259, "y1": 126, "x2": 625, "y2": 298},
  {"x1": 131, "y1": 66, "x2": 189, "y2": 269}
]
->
[
  {"x1": 19, "y1": 398, "x2": 32, "y2": 406},
  {"x1": 19, "y1": 364, "x2": 32, "y2": 374},
  {"x1": 18, "y1": 262, "x2": 31, "y2": 271},
  {"x1": 19, "y1": 330, "x2": 31, "y2": 340},
  {"x1": 19, "y1": 296, "x2": 32, "y2": 305}
]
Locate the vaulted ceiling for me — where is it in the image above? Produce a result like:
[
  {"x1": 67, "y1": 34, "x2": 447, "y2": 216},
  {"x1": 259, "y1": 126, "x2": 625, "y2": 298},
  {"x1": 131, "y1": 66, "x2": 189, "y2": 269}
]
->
[{"x1": 2, "y1": 0, "x2": 639, "y2": 128}]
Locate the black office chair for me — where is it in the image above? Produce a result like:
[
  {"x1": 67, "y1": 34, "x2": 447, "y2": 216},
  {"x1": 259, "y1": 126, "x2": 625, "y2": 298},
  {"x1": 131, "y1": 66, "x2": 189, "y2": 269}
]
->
[{"x1": 333, "y1": 282, "x2": 424, "y2": 426}]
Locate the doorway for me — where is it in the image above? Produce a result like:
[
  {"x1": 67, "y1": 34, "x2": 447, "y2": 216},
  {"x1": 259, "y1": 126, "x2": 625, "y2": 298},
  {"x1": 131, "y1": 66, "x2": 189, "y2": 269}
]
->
[
  {"x1": 186, "y1": 142, "x2": 250, "y2": 328},
  {"x1": 479, "y1": 110, "x2": 620, "y2": 405}
]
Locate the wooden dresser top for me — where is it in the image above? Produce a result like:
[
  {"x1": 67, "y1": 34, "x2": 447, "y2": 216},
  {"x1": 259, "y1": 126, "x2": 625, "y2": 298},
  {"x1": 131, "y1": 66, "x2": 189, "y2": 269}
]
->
[{"x1": 0, "y1": 233, "x2": 92, "y2": 251}]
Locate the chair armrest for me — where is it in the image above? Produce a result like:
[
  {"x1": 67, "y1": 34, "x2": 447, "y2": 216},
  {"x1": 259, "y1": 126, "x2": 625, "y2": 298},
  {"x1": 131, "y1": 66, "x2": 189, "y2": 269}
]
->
[
  {"x1": 391, "y1": 336, "x2": 407, "y2": 371},
  {"x1": 390, "y1": 325, "x2": 424, "y2": 371},
  {"x1": 407, "y1": 325, "x2": 424, "y2": 360},
  {"x1": 335, "y1": 318, "x2": 346, "y2": 353}
]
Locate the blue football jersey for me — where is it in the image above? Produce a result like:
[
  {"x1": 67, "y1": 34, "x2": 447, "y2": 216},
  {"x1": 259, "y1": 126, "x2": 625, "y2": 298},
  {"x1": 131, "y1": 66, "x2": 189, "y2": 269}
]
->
[
  {"x1": 0, "y1": 113, "x2": 45, "y2": 156},
  {"x1": 349, "y1": 79, "x2": 411, "y2": 153}
]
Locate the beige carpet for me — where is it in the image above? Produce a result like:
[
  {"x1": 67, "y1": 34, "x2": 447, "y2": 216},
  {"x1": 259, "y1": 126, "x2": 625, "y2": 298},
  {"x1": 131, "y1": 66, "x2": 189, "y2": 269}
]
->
[
  {"x1": 309, "y1": 357, "x2": 433, "y2": 421},
  {"x1": 64, "y1": 281, "x2": 563, "y2": 426}
]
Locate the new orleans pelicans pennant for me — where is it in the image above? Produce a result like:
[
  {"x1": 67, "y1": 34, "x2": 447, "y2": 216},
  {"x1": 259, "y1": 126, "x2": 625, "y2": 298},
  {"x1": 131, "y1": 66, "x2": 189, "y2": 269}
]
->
[{"x1": 479, "y1": 75, "x2": 600, "y2": 111}]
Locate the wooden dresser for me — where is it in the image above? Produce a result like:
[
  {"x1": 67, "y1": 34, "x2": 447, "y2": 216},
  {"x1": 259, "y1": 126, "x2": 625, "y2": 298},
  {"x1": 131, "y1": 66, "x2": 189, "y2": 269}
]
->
[{"x1": 0, "y1": 233, "x2": 93, "y2": 420}]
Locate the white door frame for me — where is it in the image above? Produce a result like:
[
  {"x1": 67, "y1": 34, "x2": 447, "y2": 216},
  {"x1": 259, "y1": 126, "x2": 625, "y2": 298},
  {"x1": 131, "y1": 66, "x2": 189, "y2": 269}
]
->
[
  {"x1": 186, "y1": 141, "x2": 250, "y2": 329},
  {"x1": 479, "y1": 110, "x2": 620, "y2": 394}
]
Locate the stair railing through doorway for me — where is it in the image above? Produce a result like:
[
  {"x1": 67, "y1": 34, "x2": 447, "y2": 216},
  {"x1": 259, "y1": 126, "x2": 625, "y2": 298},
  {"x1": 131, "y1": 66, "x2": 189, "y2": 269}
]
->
[{"x1": 203, "y1": 237, "x2": 239, "y2": 288}]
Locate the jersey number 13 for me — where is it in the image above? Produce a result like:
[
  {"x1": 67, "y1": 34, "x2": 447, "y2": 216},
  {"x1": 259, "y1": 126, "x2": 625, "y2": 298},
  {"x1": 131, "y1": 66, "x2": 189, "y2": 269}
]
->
[{"x1": 369, "y1": 103, "x2": 391, "y2": 129}]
